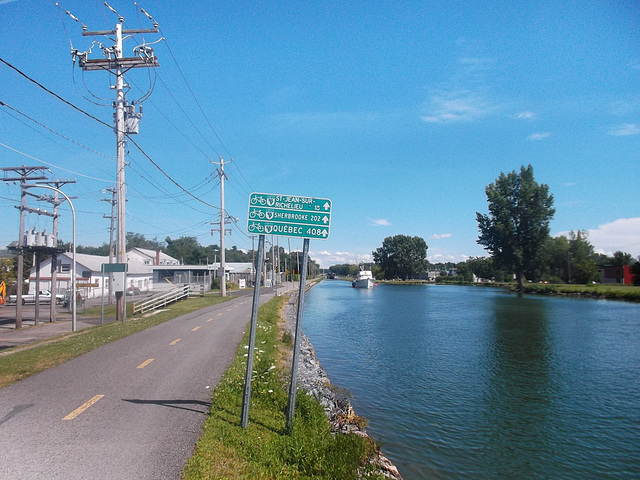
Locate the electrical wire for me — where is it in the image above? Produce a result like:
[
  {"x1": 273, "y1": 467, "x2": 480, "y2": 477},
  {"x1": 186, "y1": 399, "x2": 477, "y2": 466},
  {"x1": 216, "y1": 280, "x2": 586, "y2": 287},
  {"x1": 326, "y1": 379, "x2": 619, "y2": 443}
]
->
[
  {"x1": 0, "y1": 141, "x2": 113, "y2": 183},
  {"x1": 0, "y1": 100, "x2": 115, "y2": 162},
  {"x1": 0, "y1": 56, "x2": 113, "y2": 130},
  {"x1": 126, "y1": 135, "x2": 221, "y2": 211}
]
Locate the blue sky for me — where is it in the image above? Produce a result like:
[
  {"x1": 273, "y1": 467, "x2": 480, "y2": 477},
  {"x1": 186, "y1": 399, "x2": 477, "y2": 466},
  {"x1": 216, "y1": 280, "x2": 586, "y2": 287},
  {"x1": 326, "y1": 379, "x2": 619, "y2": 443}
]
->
[{"x1": 1, "y1": 0, "x2": 638, "y2": 268}]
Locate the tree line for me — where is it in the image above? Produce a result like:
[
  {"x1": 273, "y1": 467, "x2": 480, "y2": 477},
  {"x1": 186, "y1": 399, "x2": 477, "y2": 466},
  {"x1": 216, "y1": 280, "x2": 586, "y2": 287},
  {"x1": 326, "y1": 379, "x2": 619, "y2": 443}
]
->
[{"x1": 331, "y1": 165, "x2": 639, "y2": 287}]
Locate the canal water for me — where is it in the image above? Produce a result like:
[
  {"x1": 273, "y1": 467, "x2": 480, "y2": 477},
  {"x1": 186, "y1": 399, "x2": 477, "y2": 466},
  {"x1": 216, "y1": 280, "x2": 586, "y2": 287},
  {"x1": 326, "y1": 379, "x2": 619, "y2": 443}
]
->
[{"x1": 302, "y1": 280, "x2": 640, "y2": 479}]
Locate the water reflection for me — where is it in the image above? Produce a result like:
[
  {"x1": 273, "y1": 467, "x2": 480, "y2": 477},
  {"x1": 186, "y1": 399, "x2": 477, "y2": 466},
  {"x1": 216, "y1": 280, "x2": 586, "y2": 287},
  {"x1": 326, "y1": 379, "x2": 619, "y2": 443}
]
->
[{"x1": 482, "y1": 294, "x2": 557, "y2": 478}]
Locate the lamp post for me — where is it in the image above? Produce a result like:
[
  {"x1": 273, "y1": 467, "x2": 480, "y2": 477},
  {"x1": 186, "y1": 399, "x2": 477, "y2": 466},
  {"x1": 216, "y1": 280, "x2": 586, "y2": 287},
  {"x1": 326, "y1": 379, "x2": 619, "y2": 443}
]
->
[{"x1": 23, "y1": 184, "x2": 77, "y2": 332}]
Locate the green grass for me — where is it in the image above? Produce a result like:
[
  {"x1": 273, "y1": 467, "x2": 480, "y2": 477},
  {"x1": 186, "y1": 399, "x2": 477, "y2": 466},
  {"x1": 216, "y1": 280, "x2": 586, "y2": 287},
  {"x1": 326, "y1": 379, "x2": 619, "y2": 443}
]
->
[
  {"x1": 521, "y1": 283, "x2": 640, "y2": 301},
  {"x1": 182, "y1": 296, "x2": 383, "y2": 480},
  {"x1": 0, "y1": 294, "x2": 230, "y2": 389}
]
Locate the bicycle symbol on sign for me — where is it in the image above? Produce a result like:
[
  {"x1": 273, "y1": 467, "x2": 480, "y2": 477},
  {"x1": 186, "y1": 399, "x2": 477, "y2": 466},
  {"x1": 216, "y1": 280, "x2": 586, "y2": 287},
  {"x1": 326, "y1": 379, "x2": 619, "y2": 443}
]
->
[
  {"x1": 249, "y1": 208, "x2": 266, "y2": 219},
  {"x1": 248, "y1": 222, "x2": 265, "y2": 233}
]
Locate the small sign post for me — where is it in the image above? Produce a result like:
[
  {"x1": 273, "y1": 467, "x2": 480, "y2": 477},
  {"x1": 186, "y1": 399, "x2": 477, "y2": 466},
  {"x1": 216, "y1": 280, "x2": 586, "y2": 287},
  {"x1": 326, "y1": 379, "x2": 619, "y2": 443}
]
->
[
  {"x1": 242, "y1": 193, "x2": 331, "y2": 430},
  {"x1": 101, "y1": 263, "x2": 127, "y2": 325}
]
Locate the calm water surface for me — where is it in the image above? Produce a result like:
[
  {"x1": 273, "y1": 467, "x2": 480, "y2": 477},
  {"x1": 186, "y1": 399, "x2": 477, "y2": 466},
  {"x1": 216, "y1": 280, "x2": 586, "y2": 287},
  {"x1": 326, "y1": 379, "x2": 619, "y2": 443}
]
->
[{"x1": 302, "y1": 281, "x2": 640, "y2": 479}]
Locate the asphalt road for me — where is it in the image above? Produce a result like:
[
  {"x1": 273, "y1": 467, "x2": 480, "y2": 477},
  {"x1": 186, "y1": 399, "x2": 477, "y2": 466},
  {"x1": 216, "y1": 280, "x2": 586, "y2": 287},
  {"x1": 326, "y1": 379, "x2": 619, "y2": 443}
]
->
[{"x1": 0, "y1": 290, "x2": 276, "y2": 479}]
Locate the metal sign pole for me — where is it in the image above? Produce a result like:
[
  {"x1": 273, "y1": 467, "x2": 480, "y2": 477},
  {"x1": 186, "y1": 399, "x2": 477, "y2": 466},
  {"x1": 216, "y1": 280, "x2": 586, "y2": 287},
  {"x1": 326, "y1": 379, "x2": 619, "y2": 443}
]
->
[
  {"x1": 286, "y1": 237, "x2": 309, "y2": 430},
  {"x1": 241, "y1": 234, "x2": 265, "y2": 428}
]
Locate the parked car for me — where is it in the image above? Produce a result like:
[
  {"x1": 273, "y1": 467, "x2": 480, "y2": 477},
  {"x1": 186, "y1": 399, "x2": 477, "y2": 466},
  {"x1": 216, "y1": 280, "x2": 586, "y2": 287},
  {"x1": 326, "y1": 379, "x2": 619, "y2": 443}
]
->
[
  {"x1": 126, "y1": 286, "x2": 141, "y2": 296},
  {"x1": 7, "y1": 290, "x2": 65, "y2": 305}
]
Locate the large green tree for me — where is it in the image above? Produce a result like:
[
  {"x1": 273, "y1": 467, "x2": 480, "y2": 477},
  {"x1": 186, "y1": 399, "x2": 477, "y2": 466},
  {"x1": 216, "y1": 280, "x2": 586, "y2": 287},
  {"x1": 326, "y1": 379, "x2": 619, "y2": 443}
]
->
[
  {"x1": 476, "y1": 165, "x2": 555, "y2": 291},
  {"x1": 372, "y1": 234, "x2": 429, "y2": 280}
]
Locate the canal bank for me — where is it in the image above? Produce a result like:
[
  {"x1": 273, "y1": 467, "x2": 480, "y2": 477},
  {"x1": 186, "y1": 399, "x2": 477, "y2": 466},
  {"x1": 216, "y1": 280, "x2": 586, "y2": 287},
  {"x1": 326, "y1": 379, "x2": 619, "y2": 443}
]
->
[{"x1": 282, "y1": 285, "x2": 403, "y2": 479}]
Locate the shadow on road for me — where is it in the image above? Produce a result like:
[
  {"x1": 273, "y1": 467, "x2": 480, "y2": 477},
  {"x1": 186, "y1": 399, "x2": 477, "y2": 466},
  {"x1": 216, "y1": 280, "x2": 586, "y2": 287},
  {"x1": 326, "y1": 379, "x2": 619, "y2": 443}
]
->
[{"x1": 121, "y1": 398, "x2": 211, "y2": 415}]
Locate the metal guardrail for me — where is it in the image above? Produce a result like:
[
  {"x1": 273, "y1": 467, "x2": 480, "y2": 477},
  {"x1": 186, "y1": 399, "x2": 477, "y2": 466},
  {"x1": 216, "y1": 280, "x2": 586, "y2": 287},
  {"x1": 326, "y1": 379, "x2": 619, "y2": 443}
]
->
[{"x1": 132, "y1": 284, "x2": 204, "y2": 315}]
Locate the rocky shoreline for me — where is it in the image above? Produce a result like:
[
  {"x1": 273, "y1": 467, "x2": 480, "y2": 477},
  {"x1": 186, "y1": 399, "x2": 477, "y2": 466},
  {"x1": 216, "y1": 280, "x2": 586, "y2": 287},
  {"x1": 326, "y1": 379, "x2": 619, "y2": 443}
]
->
[{"x1": 282, "y1": 292, "x2": 402, "y2": 479}]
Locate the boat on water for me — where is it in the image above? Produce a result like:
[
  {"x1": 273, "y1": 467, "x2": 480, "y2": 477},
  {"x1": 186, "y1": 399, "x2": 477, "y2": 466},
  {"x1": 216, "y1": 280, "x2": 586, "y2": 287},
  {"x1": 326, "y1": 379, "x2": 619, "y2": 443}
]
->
[{"x1": 352, "y1": 269, "x2": 376, "y2": 288}]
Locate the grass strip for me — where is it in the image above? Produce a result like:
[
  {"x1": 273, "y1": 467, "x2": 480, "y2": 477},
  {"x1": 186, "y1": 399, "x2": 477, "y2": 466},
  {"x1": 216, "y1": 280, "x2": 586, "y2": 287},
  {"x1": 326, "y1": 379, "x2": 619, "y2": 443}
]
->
[
  {"x1": 0, "y1": 294, "x2": 230, "y2": 389},
  {"x1": 182, "y1": 295, "x2": 384, "y2": 480},
  {"x1": 520, "y1": 283, "x2": 640, "y2": 301}
]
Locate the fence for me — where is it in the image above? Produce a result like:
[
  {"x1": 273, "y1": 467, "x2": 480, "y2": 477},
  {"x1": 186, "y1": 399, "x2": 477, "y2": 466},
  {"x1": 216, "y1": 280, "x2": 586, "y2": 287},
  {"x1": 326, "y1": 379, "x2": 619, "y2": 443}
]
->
[{"x1": 132, "y1": 283, "x2": 204, "y2": 315}]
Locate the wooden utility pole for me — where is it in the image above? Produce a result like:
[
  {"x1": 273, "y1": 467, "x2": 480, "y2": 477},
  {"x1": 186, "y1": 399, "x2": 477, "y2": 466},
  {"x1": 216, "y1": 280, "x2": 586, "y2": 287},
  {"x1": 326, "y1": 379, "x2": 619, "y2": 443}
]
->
[
  {"x1": 210, "y1": 158, "x2": 232, "y2": 297},
  {"x1": 78, "y1": 14, "x2": 159, "y2": 321},
  {"x1": 100, "y1": 187, "x2": 116, "y2": 304}
]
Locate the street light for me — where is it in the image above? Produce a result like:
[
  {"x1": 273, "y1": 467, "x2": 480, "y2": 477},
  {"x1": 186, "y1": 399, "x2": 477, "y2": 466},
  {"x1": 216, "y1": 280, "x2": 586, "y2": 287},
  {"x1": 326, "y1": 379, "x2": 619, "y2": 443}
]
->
[{"x1": 23, "y1": 184, "x2": 77, "y2": 332}]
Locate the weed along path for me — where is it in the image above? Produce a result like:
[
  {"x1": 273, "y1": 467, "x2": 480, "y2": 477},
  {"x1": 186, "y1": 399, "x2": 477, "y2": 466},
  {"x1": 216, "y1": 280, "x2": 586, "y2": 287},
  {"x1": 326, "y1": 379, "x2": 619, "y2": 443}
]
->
[{"x1": 0, "y1": 291, "x2": 276, "y2": 480}]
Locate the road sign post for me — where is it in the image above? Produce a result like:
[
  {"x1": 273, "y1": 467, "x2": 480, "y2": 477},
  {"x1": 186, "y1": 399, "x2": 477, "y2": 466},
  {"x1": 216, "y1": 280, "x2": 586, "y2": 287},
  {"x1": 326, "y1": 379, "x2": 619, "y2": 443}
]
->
[{"x1": 242, "y1": 193, "x2": 331, "y2": 430}]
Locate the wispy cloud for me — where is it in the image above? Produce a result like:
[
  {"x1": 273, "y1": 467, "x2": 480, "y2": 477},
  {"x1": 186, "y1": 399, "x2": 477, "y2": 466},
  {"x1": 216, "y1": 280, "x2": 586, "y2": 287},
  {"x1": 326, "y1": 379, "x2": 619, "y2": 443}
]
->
[
  {"x1": 608, "y1": 123, "x2": 640, "y2": 136},
  {"x1": 0, "y1": 0, "x2": 18, "y2": 4},
  {"x1": 370, "y1": 218, "x2": 391, "y2": 226},
  {"x1": 528, "y1": 132, "x2": 551, "y2": 141},
  {"x1": 422, "y1": 91, "x2": 494, "y2": 123},
  {"x1": 431, "y1": 233, "x2": 452, "y2": 239},
  {"x1": 514, "y1": 111, "x2": 536, "y2": 120}
]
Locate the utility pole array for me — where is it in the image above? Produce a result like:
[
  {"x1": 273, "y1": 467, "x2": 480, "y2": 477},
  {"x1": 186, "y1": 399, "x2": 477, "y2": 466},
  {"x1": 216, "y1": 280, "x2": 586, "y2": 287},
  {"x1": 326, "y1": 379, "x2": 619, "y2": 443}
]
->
[
  {"x1": 1, "y1": 166, "x2": 50, "y2": 328},
  {"x1": 75, "y1": 6, "x2": 160, "y2": 321}
]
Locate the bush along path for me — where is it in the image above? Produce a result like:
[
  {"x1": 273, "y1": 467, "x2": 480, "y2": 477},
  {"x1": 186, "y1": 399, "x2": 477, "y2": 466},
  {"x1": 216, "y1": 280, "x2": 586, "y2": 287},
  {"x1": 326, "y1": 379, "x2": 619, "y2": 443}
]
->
[{"x1": 182, "y1": 292, "x2": 402, "y2": 479}]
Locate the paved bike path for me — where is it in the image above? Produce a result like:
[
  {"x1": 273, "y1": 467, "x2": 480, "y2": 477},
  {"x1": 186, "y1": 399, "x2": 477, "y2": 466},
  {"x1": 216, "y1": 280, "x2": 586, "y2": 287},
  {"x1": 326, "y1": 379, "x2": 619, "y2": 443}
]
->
[{"x1": 0, "y1": 291, "x2": 277, "y2": 479}]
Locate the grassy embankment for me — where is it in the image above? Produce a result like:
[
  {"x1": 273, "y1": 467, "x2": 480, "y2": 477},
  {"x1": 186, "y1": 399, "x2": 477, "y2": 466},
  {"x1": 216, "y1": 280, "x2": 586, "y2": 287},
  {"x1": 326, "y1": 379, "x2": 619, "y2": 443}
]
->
[
  {"x1": 182, "y1": 294, "x2": 384, "y2": 479},
  {"x1": 520, "y1": 283, "x2": 640, "y2": 301},
  {"x1": 0, "y1": 293, "x2": 230, "y2": 389}
]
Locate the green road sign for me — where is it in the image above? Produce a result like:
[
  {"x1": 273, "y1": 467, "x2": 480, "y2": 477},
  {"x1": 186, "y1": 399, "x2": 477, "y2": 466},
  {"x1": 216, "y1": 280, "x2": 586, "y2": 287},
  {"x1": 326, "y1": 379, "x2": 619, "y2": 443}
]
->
[
  {"x1": 247, "y1": 192, "x2": 331, "y2": 239},
  {"x1": 102, "y1": 262, "x2": 127, "y2": 273}
]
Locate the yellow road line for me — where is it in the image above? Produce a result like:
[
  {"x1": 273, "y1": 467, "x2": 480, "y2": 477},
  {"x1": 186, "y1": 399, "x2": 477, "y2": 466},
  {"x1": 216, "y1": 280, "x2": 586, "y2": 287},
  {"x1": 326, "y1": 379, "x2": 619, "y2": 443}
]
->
[
  {"x1": 170, "y1": 338, "x2": 181, "y2": 345},
  {"x1": 217, "y1": 313, "x2": 222, "y2": 316},
  {"x1": 63, "y1": 395, "x2": 104, "y2": 421},
  {"x1": 191, "y1": 326, "x2": 201, "y2": 332},
  {"x1": 137, "y1": 358, "x2": 154, "y2": 369},
  {"x1": 206, "y1": 318, "x2": 213, "y2": 322}
]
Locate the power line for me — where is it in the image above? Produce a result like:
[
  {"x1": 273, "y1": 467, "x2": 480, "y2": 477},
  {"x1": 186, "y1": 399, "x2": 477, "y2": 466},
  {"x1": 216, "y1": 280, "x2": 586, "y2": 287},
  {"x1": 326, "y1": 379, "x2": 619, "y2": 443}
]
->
[
  {"x1": 0, "y1": 100, "x2": 114, "y2": 161},
  {"x1": 0, "y1": 141, "x2": 113, "y2": 183},
  {"x1": 126, "y1": 135, "x2": 221, "y2": 211},
  {"x1": 0, "y1": 56, "x2": 112, "y2": 130}
]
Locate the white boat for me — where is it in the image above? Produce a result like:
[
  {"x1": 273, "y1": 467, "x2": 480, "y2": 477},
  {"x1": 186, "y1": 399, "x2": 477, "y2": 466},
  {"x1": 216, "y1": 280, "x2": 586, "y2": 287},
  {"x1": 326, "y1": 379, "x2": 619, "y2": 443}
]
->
[{"x1": 352, "y1": 269, "x2": 376, "y2": 288}]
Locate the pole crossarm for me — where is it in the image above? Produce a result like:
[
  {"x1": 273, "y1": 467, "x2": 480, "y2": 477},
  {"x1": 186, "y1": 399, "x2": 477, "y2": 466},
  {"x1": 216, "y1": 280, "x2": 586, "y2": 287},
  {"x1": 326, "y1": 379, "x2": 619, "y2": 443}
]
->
[
  {"x1": 15, "y1": 204, "x2": 57, "y2": 218},
  {"x1": 79, "y1": 57, "x2": 159, "y2": 71}
]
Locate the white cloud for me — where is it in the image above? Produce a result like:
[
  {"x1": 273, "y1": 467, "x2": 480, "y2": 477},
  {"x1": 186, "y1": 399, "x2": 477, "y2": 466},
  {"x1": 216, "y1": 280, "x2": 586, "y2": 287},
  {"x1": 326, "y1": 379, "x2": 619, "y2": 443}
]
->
[
  {"x1": 514, "y1": 111, "x2": 536, "y2": 120},
  {"x1": 555, "y1": 217, "x2": 640, "y2": 256},
  {"x1": 422, "y1": 91, "x2": 494, "y2": 123},
  {"x1": 608, "y1": 123, "x2": 640, "y2": 136},
  {"x1": 528, "y1": 132, "x2": 551, "y2": 141},
  {"x1": 431, "y1": 233, "x2": 452, "y2": 239},
  {"x1": 312, "y1": 250, "x2": 373, "y2": 268},
  {"x1": 370, "y1": 218, "x2": 391, "y2": 226}
]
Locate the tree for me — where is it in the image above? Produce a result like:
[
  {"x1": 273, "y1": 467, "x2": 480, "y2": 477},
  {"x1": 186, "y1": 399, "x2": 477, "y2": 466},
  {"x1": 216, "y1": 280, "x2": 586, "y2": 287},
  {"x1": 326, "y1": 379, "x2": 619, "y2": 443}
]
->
[
  {"x1": 372, "y1": 234, "x2": 429, "y2": 280},
  {"x1": 126, "y1": 232, "x2": 165, "y2": 251},
  {"x1": 165, "y1": 236, "x2": 203, "y2": 265},
  {"x1": 540, "y1": 235, "x2": 570, "y2": 283},
  {"x1": 476, "y1": 165, "x2": 555, "y2": 291},
  {"x1": 568, "y1": 230, "x2": 598, "y2": 284}
]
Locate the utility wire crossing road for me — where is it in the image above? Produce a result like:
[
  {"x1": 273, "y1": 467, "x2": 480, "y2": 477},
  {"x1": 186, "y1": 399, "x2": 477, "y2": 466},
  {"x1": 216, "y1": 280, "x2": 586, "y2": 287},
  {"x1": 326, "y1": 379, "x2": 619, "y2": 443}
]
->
[{"x1": 0, "y1": 291, "x2": 275, "y2": 480}]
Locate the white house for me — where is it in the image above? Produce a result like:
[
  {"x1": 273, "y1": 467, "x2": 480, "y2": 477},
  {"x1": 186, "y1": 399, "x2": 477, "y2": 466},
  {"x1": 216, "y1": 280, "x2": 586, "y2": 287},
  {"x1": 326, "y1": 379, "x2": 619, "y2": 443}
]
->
[{"x1": 27, "y1": 251, "x2": 160, "y2": 299}]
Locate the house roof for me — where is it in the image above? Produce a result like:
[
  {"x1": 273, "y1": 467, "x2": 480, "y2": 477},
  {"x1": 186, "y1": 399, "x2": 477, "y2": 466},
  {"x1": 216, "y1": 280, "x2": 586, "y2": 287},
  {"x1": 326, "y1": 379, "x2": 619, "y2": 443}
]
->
[
  {"x1": 55, "y1": 252, "x2": 151, "y2": 275},
  {"x1": 128, "y1": 247, "x2": 179, "y2": 264}
]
